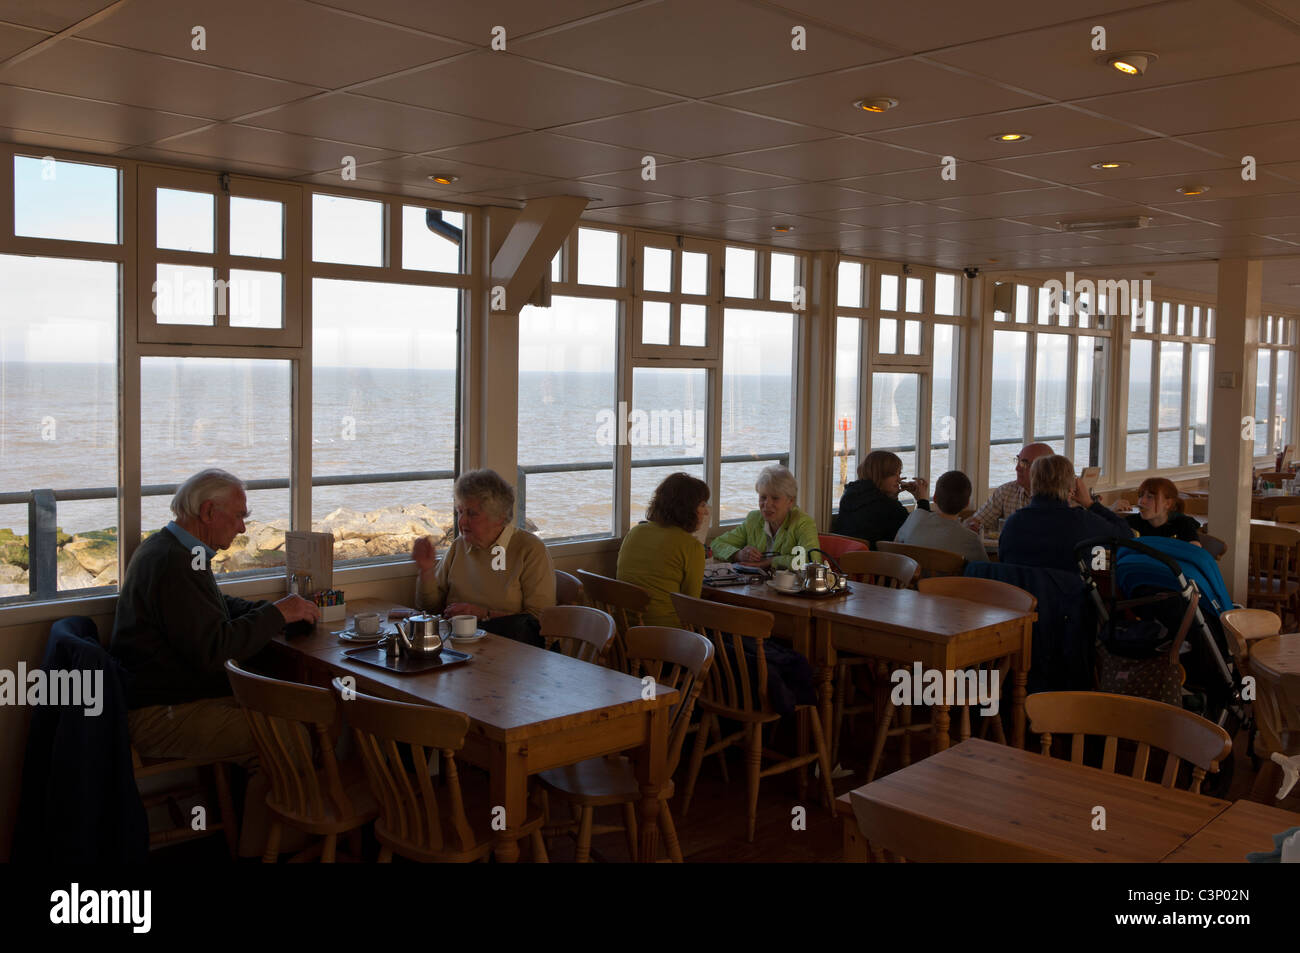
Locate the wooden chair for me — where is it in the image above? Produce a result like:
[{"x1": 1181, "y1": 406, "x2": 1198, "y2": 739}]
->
[
  {"x1": 330, "y1": 679, "x2": 546, "y2": 863},
  {"x1": 1025, "y1": 691, "x2": 1232, "y2": 794},
  {"x1": 876, "y1": 540, "x2": 966, "y2": 582},
  {"x1": 576, "y1": 570, "x2": 650, "y2": 674},
  {"x1": 1221, "y1": 609, "x2": 1289, "y2": 773},
  {"x1": 224, "y1": 660, "x2": 377, "y2": 862},
  {"x1": 555, "y1": 569, "x2": 586, "y2": 606},
  {"x1": 536, "y1": 626, "x2": 714, "y2": 862},
  {"x1": 672, "y1": 592, "x2": 834, "y2": 842},
  {"x1": 132, "y1": 749, "x2": 239, "y2": 857},
  {"x1": 1182, "y1": 497, "x2": 1209, "y2": 516},
  {"x1": 539, "y1": 605, "x2": 616, "y2": 665},
  {"x1": 1247, "y1": 523, "x2": 1300, "y2": 625},
  {"x1": 1273, "y1": 504, "x2": 1300, "y2": 524},
  {"x1": 817, "y1": 533, "x2": 870, "y2": 560},
  {"x1": 832, "y1": 550, "x2": 921, "y2": 767},
  {"x1": 1257, "y1": 472, "x2": 1291, "y2": 484},
  {"x1": 1221, "y1": 608, "x2": 1282, "y2": 668},
  {"x1": 1197, "y1": 531, "x2": 1226, "y2": 561}
]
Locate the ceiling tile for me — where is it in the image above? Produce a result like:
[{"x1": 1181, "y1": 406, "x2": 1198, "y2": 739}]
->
[
  {"x1": 1183, "y1": 120, "x2": 1300, "y2": 164},
  {"x1": 244, "y1": 93, "x2": 523, "y2": 153},
  {"x1": 479, "y1": 178, "x2": 673, "y2": 209},
  {"x1": 928, "y1": 186, "x2": 1124, "y2": 217},
  {"x1": 615, "y1": 199, "x2": 768, "y2": 225},
  {"x1": 1, "y1": 38, "x2": 323, "y2": 120},
  {"x1": 708, "y1": 182, "x2": 898, "y2": 212},
  {"x1": 0, "y1": 1, "x2": 118, "y2": 32},
  {"x1": 821, "y1": 202, "x2": 981, "y2": 227},
  {"x1": 1087, "y1": 166, "x2": 1300, "y2": 205},
  {"x1": 514, "y1": 0, "x2": 895, "y2": 98},
  {"x1": 865, "y1": 105, "x2": 1151, "y2": 161},
  {"x1": 711, "y1": 57, "x2": 1043, "y2": 135},
  {"x1": 142, "y1": 123, "x2": 397, "y2": 173},
  {"x1": 901, "y1": 217, "x2": 1050, "y2": 240},
  {"x1": 118, "y1": 145, "x2": 315, "y2": 178},
  {"x1": 837, "y1": 162, "x2": 1040, "y2": 200},
  {"x1": 307, "y1": 0, "x2": 631, "y2": 43},
  {"x1": 985, "y1": 137, "x2": 1230, "y2": 185},
  {"x1": 556, "y1": 102, "x2": 825, "y2": 159},
  {"x1": 930, "y1": 0, "x2": 1300, "y2": 101},
  {"x1": 360, "y1": 51, "x2": 679, "y2": 129},
  {"x1": 431, "y1": 132, "x2": 651, "y2": 178},
  {"x1": 0, "y1": 21, "x2": 50, "y2": 60},
  {"x1": 80, "y1": 0, "x2": 464, "y2": 87},
  {"x1": 1145, "y1": 191, "x2": 1300, "y2": 221},
  {"x1": 579, "y1": 161, "x2": 797, "y2": 198},
  {"x1": 723, "y1": 137, "x2": 934, "y2": 179},
  {"x1": 0, "y1": 123, "x2": 131, "y2": 155},
  {"x1": 339, "y1": 154, "x2": 556, "y2": 194},
  {"x1": 0, "y1": 84, "x2": 208, "y2": 144}
]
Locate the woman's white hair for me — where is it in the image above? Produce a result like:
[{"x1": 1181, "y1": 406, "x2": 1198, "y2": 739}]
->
[
  {"x1": 454, "y1": 468, "x2": 515, "y2": 522},
  {"x1": 755, "y1": 464, "x2": 798, "y2": 501},
  {"x1": 171, "y1": 468, "x2": 244, "y2": 520}
]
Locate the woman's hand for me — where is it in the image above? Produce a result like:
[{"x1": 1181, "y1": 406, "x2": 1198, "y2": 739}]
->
[
  {"x1": 412, "y1": 536, "x2": 438, "y2": 572},
  {"x1": 1112, "y1": 497, "x2": 1131, "y2": 512},
  {"x1": 907, "y1": 477, "x2": 929, "y2": 499},
  {"x1": 734, "y1": 546, "x2": 765, "y2": 564},
  {"x1": 444, "y1": 601, "x2": 490, "y2": 620}
]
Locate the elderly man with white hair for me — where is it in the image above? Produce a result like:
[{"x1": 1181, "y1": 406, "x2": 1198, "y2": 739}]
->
[{"x1": 111, "y1": 468, "x2": 318, "y2": 760}]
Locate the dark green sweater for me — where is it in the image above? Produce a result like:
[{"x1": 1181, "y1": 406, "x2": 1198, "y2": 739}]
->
[{"x1": 110, "y1": 527, "x2": 284, "y2": 708}]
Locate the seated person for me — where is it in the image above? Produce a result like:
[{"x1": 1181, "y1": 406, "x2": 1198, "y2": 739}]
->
[
  {"x1": 1114, "y1": 477, "x2": 1202, "y2": 544},
  {"x1": 832, "y1": 450, "x2": 930, "y2": 545},
  {"x1": 110, "y1": 468, "x2": 319, "y2": 856},
  {"x1": 895, "y1": 470, "x2": 988, "y2": 565},
  {"x1": 999, "y1": 455, "x2": 1134, "y2": 572},
  {"x1": 413, "y1": 468, "x2": 555, "y2": 643},
  {"x1": 965, "y1": 442, "x2": 1053, "y2": 533},
  {"x1": 617, "y1": 472, "x2": 710, "y2": 628},
  {"x1": 708, "y1": 464, "x2": 819, "y2": 570}
]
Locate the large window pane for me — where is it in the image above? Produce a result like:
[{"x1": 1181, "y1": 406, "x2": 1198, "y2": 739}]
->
[
  {"x1": 313, "y1": 194, "x2": 383, "y2": 266},
  {"x1": 872, "y1": 373, "x2": 919, "y2": 495},
  {"x1": 519, "y1": 297, "x2": 617, "y2": 541},
  {"x1": 1256, "y1": 350, "x2": 1272, "y2": 456},
  {"x1": 725, "y1": 247, "x2": 756, "y2": 298},
  {"x1": 312, "y1": 279, "x2": 458, "y2": 562},
  {"x1": 142, "y1": 357, "x2": 290, "y2": 576},
  {"x1": 1276, "y1": 350, "x2": 1291, "y2": 451},
  {"x1": 931, "y1": 323, "x2": 957, "y2": 481},
  {"x1": 834, "y1": 317, "x2": 860, "y2": 508},
  {"x1": 157, "y1": 188, "x2": 214, "y2": 253},
  {"x1": 1033, "y1": 333, "x2": 1067, "y2": 453},
  {"x1": 837, "y1": 261, "x2": 862, "y2": 308},
  {"x1": 1128, "y1": 339, "x2": 1152, "y2": 472},
  {"x1": 0, "y1": 256, "x2": 118, "y2": 601},
  {"x1": 1188, "y1": 344, "x2": 1211, "y2": 464},
  {"x1": 721, "y1": 309, "x2": 793, "y2": 519},
  {"x1": 402, "y1": 206, "x2": 465, "y2": 273},
  {"x1": 1075, "y1": 336, "x2": 1105, "y2": 470},
  {"x1": 630, "y1": 368, "x2": 707, "y2": 521},
  {"x1": 577, "y1": 228, "x2": 620, "y2": 286},
  {"x1": 770, "y1": 253, "x2": 796, "y2": 303},
  {"x1": 14, "y1": 156, "x2": 119, "y2": 244},
  {"x1": 230, "y1": 196, "x2": 283, "y2": 259},
  {"x1": 1157, "y1": 342, "x2": 1184, "y2": 468},
  {"x1": 989, "y1": 330, "x2": 1026, "y2": 488}
]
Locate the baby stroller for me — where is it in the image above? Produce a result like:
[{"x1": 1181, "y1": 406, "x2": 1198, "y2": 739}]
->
[{"x1": 1075, "y1": 535, "x2": 1245, "y2": 797}]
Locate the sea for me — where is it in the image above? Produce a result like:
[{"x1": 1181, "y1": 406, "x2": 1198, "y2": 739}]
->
[{"x1": 0, "y1": 361, "x2": 1242, "y2": 541}]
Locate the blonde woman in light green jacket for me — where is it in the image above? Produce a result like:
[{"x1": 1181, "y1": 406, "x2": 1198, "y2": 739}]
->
[{"x1": 709, "y1": 465, "x2": 820, "y2": 571}]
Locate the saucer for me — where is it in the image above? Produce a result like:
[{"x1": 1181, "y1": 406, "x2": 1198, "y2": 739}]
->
[
  {"x1": 765, "y1": 580, "x2": 802, "y2": 596},
  {"x1": 451, "y1": 628, "x2": 488, "y2": 643},
  {"x1": 335, "y1": 621, "x2": 394, "y2": 643}
]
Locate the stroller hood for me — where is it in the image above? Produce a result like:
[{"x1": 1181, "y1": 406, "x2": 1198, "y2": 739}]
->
[{"x1": 1113, "y1": 535, "x2": 1233, "y2": 620}]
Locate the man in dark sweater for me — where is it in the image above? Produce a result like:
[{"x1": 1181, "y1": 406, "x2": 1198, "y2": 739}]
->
[{"x1": 111, "y1": 468, "x2": 317, "y2": 763}]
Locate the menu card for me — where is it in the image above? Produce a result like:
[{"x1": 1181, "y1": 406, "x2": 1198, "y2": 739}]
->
[{"x1": 285, "y1": 530, "x2": 333, "y2": 593}]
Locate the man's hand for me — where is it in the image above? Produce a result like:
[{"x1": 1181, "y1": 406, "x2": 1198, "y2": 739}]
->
[
  {"x1": 903, "y1": 477, "x2": 929, "y2": 499},
  {"x1": 1112, "y1": 497, "x2": 1132, "y2": 512},
  {"x1": 965, "y1": 517, "x2": 983, "y2": 532},
  {"x1": 412, "y1": 536, "x2": 438, "y2": 572},
  {"x1": 734, "y1": 546, "x2": 765, "y2": 564},
  {"x1": 274, "y1": 594, "x2": 319, "y2": 625}
]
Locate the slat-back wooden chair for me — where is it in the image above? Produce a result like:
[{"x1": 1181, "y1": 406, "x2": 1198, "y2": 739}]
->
[
  {"x1": 539, "y1": 605, "x2": 616, "y2": 666},
  {"x1": 555, "y1": 569, "x2": 586, "y2": 606},
  {"x1": 537, "y1": 626, "x2": 714, "y2": 862},
  {"x1": 1273, "y1": 504, "x2": 1300, "y2": 524},
  {"x1": 918, "y1": 576, "x2": 1037, "y2": 746},
  {"x1": 1025, "y1": 691, "x2": 1232, "y2": 794},
  {"x1": 832, "y1": 550, "x2": 922, "y2": 767},
  {"x1": 576, "y1": 570, "x2": 650, "y2": 674},
  {"x1": 1247, "y1": 523, "x2": 1300, "y2": 625},
  {"x1": 817, "y1": 533, "x2": 870, "y2": 560},
  {"x1": 876, "y1": 540, "x2": 966, "y2": 582},
  {"x1": 671, "y1": 592, "x2": 834, "y2": 842},
  {"x1": 1181, "y1": 496, "x2": 1209, "y2": 516},
  {"x1": 131, "y1": 748, "x2": 239, "y2": 856},
  {"x1": 224, "y1": 660, "x2": 377, "y2": 862},
  {"x1": 1222, "y1": 610, "x2": 1300, "y2": 784},
  {"x1": 330, "y1": 679, "x2": 547, "y2": 863}
]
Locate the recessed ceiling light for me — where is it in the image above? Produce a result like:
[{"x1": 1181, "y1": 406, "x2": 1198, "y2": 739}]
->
[
  {"x1": 1107, "y1": 51, "x2": 1157, "y2": 76},
  {"x1": 1090, "y1": 160, "x2": 1132, "y2": 170},
  {"x1": 427, "y1": 174, "x2": 459, "y2": 185},
  {"x1": 989, "y1": 132, "x2": 1031, "y2": 142},
  {"x1": 1177, "y1": 184, "x2": 1210, "y2": 196},
  {"x1": 987, "y1": 258, "x2": 1000, "y2": 263},
  {"x1": 772, "y1": 224, "x2": 795, "y2": 233},
  {"x1": 853, "y1": 97, "x2": 899, "y2": 113}
]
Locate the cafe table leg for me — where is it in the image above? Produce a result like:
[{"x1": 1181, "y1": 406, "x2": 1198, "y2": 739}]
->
[
  {"x1": 813, "y1": 618, "x2": 835, "y2": 761},
  {"x1": 932, "y1": 704, "x2": 951, "y2": 752},
  {"x1": 634, "y1": 705, "x2": 670, "y2": 863},
  {"x1": 490, "y1": 742, "x2": 529, "y2": 863},
  {"x1": 1011, "y1": 652, "x2": 1028, "y2": 749}
]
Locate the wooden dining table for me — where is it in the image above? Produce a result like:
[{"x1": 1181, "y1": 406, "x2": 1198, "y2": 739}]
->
[
  {"x1": 843, "y1": 738, "x2": 1231, "y2": 862},
  {"x1": 1161, "y1": 799, "x2": 1300, "y2": 862},
  {"x1": 703, "y1": 581, "x2": 1034, "y2": 755},
  {"x1": 267, "y1": 599, "x2": 679, "y2": 862}
]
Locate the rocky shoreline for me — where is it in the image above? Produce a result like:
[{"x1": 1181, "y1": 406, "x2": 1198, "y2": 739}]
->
[{"x1": 0, "y1": 504, "x2": 479, "y2": 597}]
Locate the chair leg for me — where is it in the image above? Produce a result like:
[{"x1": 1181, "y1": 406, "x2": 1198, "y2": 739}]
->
[
  {"x1": 660, "y1": 801, "x2": 684, "y2": 863},
  {"x1": 261, "y1": 820, "x2": 282, "y2": 863},
  {"x1": 959, "y1": 704, "x2": 971, "y2": 743},
  {"x1": 321, "y1": 832, "x2": 337, "y2": 863},
  {"x1": 809, "y1": 708, "x2": 835, "y2": 813},
  {"x1": 575, "y1": 807, "x2": 594, "y2": 863},
  {"x1": 745, "y1": 724, "x2": 762, "y2": 843},
  {"x1": 831, "y1": 661, "x2": 848, "y2": 766},
  {"x1": 212, "y1": 762, "x2": 238, "y2": 859},
  {"x1": 530, "y1": 828, "x2": 549, "y2": 863},
  {"x1": 681, "y1": 712, "x2": 712, "y2": 817},
  {"x1": 899, "y1": 705, "x2": 913, "y2": 766},
  {"x1": 867, "y1": 705, "x2": 895, "y2": 783},
  {"x1": 796, "y1": 707, "x2": 809, "y2": 802},
  {"x1": 622, "y1": 802, "x2": 639, "y2": 862},
  {"x1": 711, "y1": 717, "x2": 730, "y2": 784}
]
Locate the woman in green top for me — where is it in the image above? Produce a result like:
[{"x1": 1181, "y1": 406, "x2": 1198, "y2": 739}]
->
[
  {"x1": 617, "y1": 472, "x2": 711, "y2": 628},
  {"x1": 709, "y1": 465, "x2": 820, "y2": 570}
]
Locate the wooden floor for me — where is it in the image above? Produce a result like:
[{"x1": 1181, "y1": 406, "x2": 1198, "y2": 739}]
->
[{"x1": 157, "y1": 711, "x2": 1299, "y2": 863}]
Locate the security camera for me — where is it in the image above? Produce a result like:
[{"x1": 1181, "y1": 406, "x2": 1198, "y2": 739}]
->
[{"x1": 963, "y1": 267, "x2": 980, "y2": 279}]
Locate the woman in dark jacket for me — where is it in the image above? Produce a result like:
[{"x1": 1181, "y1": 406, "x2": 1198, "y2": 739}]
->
[
  {"x1": 1000, "y1": 455, "x2": 1133, "y2": 572},
  {"x1": 832, "y1": 450, "x2": 930, "y2": 544},
  {"x1": 1117, "y1": 477, "x2": 1202, "y2": 544}
]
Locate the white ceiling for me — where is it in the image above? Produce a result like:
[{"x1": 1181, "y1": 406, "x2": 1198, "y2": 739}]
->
[{"x1": 4, "y1": 0, "x2": 1300, "y2": 304}]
